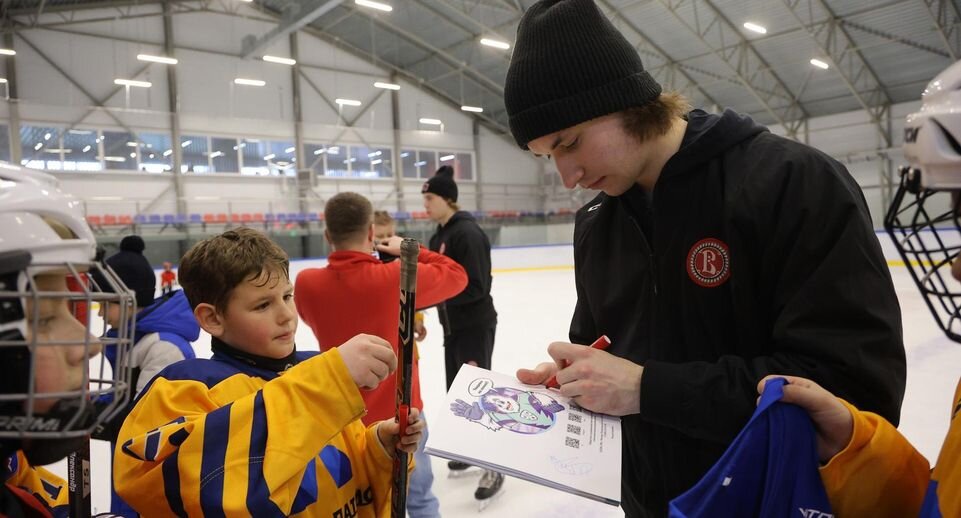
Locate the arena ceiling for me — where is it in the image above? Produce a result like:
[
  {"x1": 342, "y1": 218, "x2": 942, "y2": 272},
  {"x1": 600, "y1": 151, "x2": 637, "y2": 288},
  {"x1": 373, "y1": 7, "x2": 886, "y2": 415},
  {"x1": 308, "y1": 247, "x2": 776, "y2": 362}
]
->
[{"x1": 4, "y1": 0, "x2": 959, "y2": 141}]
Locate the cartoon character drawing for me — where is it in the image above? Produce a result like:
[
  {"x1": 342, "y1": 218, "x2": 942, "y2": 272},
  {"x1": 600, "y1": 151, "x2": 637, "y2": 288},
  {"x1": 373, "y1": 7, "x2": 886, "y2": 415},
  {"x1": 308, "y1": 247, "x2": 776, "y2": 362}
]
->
[{"x1": 451, "y1": 378, "x2": 565, "y2": 434}]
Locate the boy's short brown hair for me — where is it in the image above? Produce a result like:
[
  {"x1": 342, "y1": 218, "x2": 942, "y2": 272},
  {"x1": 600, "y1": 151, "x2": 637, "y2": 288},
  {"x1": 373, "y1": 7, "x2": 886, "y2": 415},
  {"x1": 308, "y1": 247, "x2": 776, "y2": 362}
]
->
[
  {"x1": 325, "y1": 192, "x2": 373, "y2": 247},
  {"x1": 620, "y1": 92, "x2": 692, "y2": 143},
  {"x1": 373, "y1": 210, "x2": 393, "y2": 227},
  {"x1": 178, "y1": 227, "x2": 289, "y2": 311}
]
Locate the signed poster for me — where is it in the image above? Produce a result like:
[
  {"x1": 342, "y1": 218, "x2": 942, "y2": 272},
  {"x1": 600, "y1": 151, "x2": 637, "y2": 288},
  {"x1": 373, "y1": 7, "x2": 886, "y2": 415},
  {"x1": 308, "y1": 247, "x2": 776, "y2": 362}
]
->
[{"x1": 424, "y1": 364, "x2": 622, "y2": 505}]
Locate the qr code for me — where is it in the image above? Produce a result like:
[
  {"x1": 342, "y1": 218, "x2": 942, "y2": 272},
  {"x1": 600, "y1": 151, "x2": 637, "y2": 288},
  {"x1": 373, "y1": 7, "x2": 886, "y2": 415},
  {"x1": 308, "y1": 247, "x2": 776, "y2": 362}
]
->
[
  {"x1": 567, "y1": 424, "x2": 581, "y2": 434},
  {"x1": 568, "y1": 413, "x2": 582, "y2": 423},
  {"x1": 565, "y1": 436, "x2": 580, "y2": 449}
]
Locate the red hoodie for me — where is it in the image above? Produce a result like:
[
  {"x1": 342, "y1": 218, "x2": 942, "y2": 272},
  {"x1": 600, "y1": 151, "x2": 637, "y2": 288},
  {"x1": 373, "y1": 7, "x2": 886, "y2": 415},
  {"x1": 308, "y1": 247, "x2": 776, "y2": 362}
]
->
[{"x1": 295, "y1": 248, "x2": 467, "y2": 424}]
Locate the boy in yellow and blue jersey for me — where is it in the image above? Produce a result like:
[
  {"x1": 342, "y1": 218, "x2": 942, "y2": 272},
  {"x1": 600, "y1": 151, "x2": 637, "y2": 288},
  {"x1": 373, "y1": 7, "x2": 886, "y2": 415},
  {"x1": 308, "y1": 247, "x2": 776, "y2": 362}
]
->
[{"x1": 114, "y1": 227, "x2": 424, "y2": 516}]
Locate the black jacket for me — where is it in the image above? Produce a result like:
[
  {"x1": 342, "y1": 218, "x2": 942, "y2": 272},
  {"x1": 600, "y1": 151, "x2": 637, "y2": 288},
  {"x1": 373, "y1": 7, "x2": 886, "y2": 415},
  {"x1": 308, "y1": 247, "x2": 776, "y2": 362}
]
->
[
  {"x1": 429, "y1": 211, "x2": 497, "y2": 333},
  {"x1": 571, "y1": 109, "x2": 905, "y2": 517}
]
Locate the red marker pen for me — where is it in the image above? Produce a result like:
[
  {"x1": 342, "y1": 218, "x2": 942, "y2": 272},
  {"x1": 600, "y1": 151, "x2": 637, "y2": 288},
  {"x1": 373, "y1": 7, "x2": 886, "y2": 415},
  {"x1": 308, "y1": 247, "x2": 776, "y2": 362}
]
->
[{"x1": 545, "y1": 335, "x2": 611, "y2": 389}]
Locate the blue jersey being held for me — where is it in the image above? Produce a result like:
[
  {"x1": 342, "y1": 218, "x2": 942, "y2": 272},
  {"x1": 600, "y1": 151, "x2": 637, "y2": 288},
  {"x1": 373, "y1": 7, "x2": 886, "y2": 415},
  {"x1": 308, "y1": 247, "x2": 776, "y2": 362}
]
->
[{"x1": 669, "y1": 378, "x2": 833, "y2": 518}]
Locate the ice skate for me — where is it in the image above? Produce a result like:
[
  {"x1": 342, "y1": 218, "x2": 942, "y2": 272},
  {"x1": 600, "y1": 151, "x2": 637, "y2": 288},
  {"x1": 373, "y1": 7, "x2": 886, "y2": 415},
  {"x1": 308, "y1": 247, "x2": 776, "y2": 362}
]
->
[
  {"x1": 474, "y1": 470, "x2": 504, "y2": 511},
  {"x1": 447, "y1": 460, "x2": 481, "y2": 479}
]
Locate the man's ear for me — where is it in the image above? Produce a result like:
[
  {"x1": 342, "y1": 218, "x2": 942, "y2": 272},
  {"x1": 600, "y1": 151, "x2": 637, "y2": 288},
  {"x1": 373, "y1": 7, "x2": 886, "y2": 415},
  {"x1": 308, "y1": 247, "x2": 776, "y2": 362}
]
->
[
  {"x1": 367, "y1": 224, "x2": 375, "y2": 243},
  {"x1": 194, "y1": 303, "x2": 225, "y2": 337},
  {"x1": 324, "y1": 229, "x2": 333, "y2": 246}
]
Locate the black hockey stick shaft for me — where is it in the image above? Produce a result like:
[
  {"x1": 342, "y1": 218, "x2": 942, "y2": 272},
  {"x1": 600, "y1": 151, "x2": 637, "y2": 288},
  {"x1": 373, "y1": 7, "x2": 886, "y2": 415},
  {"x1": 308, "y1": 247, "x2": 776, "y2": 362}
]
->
[
  {"x1": 391, "y1": 238, "x2": 419, "y2": 518},
  {"x1": 67, "y1": 438, "x2": 91, "y2": 518}
]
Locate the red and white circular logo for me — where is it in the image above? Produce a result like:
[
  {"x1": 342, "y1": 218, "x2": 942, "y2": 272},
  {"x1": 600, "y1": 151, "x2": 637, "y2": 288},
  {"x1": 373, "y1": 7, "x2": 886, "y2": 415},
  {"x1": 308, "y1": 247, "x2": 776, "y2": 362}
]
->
[{"x1": 686, "y1": 238, "x2": 731, "y2": 288}]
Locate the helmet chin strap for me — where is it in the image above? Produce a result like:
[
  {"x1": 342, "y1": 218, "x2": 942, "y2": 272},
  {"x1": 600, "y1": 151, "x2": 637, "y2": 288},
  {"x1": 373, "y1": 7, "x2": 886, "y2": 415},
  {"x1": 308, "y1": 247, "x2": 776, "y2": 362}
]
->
[{"x1": 0, "y1": 397, "x2": 98, "y2": 467}]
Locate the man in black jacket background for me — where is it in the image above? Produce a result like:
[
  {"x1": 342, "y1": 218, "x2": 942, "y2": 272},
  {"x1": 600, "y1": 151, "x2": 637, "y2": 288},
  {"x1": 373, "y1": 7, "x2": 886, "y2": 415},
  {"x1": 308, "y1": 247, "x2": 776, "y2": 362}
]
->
[
  {"x1": 505, "y1": 1, "x2": 906, "y2": 516},
  {"x1": 422, "y1": 164, "x2": 504, "y2": 502}
]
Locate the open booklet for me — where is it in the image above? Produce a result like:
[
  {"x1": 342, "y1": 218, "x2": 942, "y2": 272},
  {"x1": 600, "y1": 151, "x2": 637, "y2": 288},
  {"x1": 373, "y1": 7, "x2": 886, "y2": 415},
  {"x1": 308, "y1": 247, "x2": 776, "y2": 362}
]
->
[{"x1": 424, "y1": 363, "x2": 622, "y2": 506}]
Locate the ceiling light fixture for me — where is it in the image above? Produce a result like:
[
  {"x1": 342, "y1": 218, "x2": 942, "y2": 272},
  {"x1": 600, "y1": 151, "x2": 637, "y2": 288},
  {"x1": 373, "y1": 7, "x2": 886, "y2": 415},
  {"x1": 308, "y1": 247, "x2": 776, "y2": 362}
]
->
[
  {"x1": 137, "y1": 54, "x2": 178, "y2": 65},
  {"x1": 742, "y1": 22, "x2": 767, "y2": 34},
  {"x1": 355, "y1": 0, "x2": 392, "y2": 12},
  {"x1": 114, "y1": 79, "x2": 152, "y2": 88},
  {"x1": 263, "y1": 55, "x2": 296, "y2": 65},
  {"x1": 234, "y1": 78, "x2": 266, "y2": 86},
  {"x1": 480, "y1": 38, "x2": 510, "y2": 50}
]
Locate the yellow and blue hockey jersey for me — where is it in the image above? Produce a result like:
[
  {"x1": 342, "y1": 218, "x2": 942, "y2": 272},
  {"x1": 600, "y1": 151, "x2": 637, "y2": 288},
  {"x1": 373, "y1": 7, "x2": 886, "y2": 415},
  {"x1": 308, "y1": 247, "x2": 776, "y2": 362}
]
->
[
  {"x1": 114, "y1": 345, "x2": 408, "y2": 517},
  {"x1": 2, "y1": 450, "x2": 68, "y2": 517}
]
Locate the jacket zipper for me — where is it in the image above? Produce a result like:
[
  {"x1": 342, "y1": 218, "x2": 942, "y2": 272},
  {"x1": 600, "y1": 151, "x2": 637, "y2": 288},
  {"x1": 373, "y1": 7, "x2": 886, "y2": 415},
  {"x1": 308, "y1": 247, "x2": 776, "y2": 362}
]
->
[{"x1": 627, "y1": 215, "x2": 658, "y2": 296}]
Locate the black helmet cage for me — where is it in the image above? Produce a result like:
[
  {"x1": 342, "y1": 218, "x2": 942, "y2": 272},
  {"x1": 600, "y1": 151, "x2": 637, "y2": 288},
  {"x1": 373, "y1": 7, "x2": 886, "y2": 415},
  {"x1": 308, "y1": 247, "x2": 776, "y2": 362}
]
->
[
  {"x1": 885, "y1": 166, "x2": 961, "y2": 343},
  {"x1": 0, "y1": 252, "x2": 135, "y2": 440}
]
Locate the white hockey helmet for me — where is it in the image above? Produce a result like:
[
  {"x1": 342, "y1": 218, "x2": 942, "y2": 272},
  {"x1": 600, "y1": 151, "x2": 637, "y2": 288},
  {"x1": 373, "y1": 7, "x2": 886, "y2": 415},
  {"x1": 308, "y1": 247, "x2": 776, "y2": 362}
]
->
[
  {"x1": 0, "y1": 162, "x2": 96, "y2": 268},
  {"x1": 903, "y1": 60, "x2": 961, "y2": 189},
  {"x1": 0, "y1": 162, "x2": 135, "y2": 465}
]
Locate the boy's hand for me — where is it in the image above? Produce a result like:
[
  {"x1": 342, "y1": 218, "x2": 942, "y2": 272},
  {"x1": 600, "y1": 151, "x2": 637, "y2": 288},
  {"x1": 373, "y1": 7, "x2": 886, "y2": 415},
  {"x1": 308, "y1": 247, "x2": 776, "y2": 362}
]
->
[
  {"x1": 758, "y1": 375, "x2": 854, "y2": 463},
  {"x1": 376, "y1": 407, "x2": 425, "y2": 455},
  {"x1": 414, "y1": 320, "x2": 427, "y2": 341},
  {"x1": 338, "y1": 334, "x2": 397, "y2": 389},
  {"x1": 375, "y1": 235, "x2": 406, "y2": 257}
]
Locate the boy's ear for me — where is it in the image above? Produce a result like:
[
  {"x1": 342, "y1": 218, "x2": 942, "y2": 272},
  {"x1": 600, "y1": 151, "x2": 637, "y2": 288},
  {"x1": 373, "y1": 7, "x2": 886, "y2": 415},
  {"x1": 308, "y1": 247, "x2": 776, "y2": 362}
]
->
[
  {"x1": 324, "y1": 229, "x2": 332, "y2": 246},
  {"x1": 194, "y1": 303, "x2": 225, "y2": 337},
  {"x1": 367, "y1": 224, "x2": 375, "y2": 242}
]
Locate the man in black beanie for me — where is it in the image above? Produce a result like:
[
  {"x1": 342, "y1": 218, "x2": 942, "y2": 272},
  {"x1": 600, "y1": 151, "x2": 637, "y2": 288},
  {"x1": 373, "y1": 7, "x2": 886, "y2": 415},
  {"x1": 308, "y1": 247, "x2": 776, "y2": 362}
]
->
[
  {"x1": 506, "y1": 1, "x2": 906, "y2": 516},
  {"x1": 422, "y1": 165, "x2": 503, "y2": 503},
  {"x1": 103, "y1": 235, "x2": 156, "y2": 308}
]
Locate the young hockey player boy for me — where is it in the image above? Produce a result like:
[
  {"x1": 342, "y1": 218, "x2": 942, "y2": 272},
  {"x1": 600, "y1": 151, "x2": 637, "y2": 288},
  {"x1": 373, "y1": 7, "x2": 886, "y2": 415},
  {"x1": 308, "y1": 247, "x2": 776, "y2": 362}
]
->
[{"x1": 114, "y1": 227, "x2": 424, "y2": 516}]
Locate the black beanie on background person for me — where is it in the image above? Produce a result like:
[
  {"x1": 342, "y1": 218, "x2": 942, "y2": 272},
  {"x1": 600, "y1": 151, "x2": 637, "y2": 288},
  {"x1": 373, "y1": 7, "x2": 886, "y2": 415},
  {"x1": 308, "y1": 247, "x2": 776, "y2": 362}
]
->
[
  {"x1": 91, "y1": 236, "x2": 156, "y2": 309},
  {"x1": 421, "y1": 165, "x2": 458, "y2": 202},
  {"x1": 119, "y1": 235, "x2": 146, "y2": 254},
  {"x1": 504, "y1": 0, "x2": 663, "y2": 148}
]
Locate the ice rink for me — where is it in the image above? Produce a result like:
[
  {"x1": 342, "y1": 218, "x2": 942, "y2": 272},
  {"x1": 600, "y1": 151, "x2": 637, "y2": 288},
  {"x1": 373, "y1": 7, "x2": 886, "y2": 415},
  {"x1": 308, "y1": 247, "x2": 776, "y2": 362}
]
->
[{"x1": 50, "y1": 237, "x2": 961, "y2": 517}]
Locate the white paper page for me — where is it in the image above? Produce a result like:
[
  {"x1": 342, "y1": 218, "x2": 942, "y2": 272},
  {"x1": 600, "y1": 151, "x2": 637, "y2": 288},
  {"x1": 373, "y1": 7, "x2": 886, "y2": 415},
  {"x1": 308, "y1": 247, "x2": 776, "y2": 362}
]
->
[{"x1": 425, "y1": 364, "x2": 622, "y2": 505}]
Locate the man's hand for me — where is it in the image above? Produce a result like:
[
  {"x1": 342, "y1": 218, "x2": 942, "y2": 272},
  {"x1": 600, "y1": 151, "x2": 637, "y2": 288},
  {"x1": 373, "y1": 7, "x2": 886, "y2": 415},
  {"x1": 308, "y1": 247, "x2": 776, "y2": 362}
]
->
[
  {"x1": 376, "y1": 407, "x2": 426, "y2": 455},
  {"x1": 758, "y1": 375, "x2": 854, "y2": 463},
  {"x1": 541, "y1": 341, "x2": 643, "y2": 416},
  {"x1": 414, "y1": 319, "x2": 427, "y2": 341},
  {"x1": 375, "y1": 235, "x2": 406, "y2": 257},
  {"x1": 338, "y1": 333, "x2": 397, "y2": 389},
  {"x1": 516, "y1": 362, "x2": 559, "y2": 386}
]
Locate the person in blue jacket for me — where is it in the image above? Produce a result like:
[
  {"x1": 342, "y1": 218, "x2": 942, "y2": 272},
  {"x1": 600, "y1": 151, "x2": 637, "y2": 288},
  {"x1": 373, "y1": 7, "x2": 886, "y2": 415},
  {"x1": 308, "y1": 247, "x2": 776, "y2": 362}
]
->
[{"x1": 90, "y1": 235, "x2": 199, "y2": 517}]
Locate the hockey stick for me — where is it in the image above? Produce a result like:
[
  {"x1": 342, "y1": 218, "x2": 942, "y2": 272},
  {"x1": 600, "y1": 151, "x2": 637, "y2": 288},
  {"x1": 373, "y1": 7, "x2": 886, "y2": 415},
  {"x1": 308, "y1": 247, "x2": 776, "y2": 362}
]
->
[
  {"x1": 66, "y1": 273, "x2": 91, "y2": 518},
  {"x1": 391, "y1": 238, "x2": 419, "y2": 518},
  {"x1": 67, "y1": 442, "x2": 91, "y2": 518}
]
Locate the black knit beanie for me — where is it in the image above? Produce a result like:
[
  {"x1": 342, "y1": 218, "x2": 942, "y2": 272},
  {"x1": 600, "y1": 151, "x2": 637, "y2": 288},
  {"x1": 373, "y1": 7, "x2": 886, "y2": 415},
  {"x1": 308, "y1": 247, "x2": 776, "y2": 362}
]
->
[
  {"x1": 421, "y1": 165, "x2": 458, "y2": 202},
  {"x1": 91, "y1": 236, "x2": 156, "y2": 308},
  {"x1": 504, "y1": 0, "x2": 663, "y2": 148}
]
